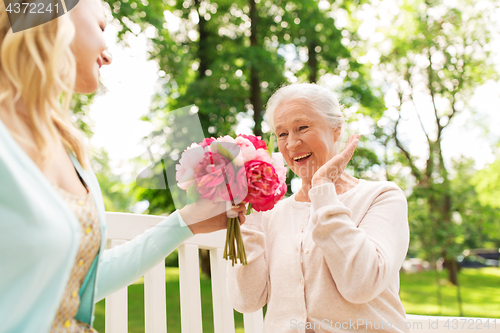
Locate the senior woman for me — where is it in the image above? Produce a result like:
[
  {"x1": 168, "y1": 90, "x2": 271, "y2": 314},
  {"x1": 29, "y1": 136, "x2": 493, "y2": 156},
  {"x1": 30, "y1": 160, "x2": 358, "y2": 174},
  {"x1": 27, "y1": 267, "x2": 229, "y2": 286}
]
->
[
  {"x1": 0, "y1": 0, "x2": 246, "y2": 332},
  {"x1": 227, "y1": 83, "x2": 410, "y2": 333}
]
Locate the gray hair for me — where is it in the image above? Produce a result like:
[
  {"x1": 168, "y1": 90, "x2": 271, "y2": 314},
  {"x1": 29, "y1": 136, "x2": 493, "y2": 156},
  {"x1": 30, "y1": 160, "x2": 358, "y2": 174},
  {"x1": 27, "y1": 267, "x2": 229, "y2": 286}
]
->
[{"x1": 265, "y1": 83, "x2": 345, "y2": 145}]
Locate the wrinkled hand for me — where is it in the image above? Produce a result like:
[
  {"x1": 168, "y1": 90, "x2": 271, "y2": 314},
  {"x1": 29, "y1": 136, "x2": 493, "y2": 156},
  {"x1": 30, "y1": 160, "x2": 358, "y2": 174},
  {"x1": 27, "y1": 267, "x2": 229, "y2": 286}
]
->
[
  {"x1": 311, "y1": 134, "x2": 360, "y2": 187},
  {"x1": 179, "y1": 199, "x2": 247, "y2": 234}
]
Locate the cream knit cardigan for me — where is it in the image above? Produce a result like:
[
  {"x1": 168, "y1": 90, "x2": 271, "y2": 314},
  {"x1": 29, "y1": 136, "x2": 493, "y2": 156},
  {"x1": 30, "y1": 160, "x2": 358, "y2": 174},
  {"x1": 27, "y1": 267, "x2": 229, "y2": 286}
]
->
[{"x1": 227, "y1": 180, "x2": 410, "y2": 333}]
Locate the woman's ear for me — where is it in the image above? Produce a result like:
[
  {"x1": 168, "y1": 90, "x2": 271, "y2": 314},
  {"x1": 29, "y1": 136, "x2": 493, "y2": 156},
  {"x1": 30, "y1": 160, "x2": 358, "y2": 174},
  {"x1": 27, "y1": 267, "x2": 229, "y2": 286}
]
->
[{"x1": 333, "y1": 127, "x2": 341, "y2": 143}]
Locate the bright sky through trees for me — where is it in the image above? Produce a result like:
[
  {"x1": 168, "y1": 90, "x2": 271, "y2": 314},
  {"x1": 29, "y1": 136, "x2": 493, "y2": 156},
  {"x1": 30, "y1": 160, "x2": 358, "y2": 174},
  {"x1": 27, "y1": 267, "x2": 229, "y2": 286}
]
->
[{"x1": 90, "y1": 0, "x2": 500, "y2": 185}]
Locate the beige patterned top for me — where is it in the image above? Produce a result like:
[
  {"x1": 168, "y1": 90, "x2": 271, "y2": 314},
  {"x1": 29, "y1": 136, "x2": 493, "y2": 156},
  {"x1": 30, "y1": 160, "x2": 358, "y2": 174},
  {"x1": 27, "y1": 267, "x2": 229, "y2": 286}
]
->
[{"x1": 50, "y1": 178, "x2": 101, "y2": 333}]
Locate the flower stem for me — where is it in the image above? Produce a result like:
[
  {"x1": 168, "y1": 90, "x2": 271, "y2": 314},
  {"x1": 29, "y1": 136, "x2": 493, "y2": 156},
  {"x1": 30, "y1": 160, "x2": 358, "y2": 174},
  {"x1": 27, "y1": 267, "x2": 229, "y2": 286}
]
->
[
  {"x1": 223, "y1": 217, "x2": 230, "y2": 259},
  {"x1": 223, "y1": 217, "x2": 247, "y2": 266},
  {"x1": 230, "y1": 218, "x2": 235, "y2": 265},
  {"x1": 234, "y1": 217, "x2": 247, "y2": 265}
]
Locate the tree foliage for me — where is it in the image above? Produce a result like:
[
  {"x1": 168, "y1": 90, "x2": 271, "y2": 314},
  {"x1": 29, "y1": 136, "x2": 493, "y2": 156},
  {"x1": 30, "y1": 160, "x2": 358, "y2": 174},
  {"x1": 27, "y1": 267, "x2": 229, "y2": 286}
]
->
[
  {"x1": 472, "y1": 156, "x2": 500, "y2": 210},
  {"x1": 102, "y1": 0, "x2": 381, "y2": 211},
  {"x1": 371, "y1": 0, "x2": 498, "y2": 288}
]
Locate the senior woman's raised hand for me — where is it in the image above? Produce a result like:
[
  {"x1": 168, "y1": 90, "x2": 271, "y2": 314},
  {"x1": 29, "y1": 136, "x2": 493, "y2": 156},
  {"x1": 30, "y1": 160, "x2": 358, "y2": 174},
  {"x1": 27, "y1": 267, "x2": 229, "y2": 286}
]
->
[{"x1": 311, "y1": 134, "x2": 360, "y2": 189}]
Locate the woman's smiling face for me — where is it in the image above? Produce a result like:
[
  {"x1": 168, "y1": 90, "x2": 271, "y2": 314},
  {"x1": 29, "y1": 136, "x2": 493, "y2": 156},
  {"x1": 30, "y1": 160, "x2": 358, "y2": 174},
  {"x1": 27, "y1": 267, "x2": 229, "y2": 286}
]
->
[
  {"x1": 274, "y1": 99, "x2": 339, "y2": 182},
  {"x1": 70, "y1": 0, "x2": 112, "y2": 94}
]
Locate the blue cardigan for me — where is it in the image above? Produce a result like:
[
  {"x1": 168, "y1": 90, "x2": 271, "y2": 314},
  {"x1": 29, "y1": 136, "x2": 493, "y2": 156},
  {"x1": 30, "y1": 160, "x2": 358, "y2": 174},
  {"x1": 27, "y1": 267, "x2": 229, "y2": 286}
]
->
[{"x1": 0, "y1": 119, "x2": 194, "y2": 332}]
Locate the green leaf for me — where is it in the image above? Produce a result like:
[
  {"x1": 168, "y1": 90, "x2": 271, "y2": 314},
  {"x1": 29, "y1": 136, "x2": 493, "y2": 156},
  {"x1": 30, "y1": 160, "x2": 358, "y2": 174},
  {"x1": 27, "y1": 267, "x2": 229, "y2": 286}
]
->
[
  {"x1": 267, "y1": 133, "x2": 275, "y2": 154},
  {"x1": 246, "y1": 203, "x2": 253, "y2": 215},
  {"x1": 216, "y1": 143, "x2": 238, "y2": 166}
]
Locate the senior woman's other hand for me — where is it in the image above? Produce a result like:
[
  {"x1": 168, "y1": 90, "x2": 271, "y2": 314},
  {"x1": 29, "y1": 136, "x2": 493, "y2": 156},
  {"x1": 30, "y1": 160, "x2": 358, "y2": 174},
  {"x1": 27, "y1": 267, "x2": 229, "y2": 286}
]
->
[
  {"x1": 179, "y1": 200, "x2": 247, "y2": 234},
  {"x1": 311, "y1": 134, "x2": 360, "y2": 188}
]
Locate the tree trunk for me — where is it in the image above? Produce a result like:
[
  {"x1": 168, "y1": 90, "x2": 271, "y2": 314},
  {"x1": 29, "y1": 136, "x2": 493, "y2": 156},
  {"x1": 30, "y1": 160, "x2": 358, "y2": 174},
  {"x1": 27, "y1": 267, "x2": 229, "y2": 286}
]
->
[
  {"x1": 443, "y1": 255, "x2": 459, "y2": 286},
  {"x1": 199, "y1": 249, "x2": 211, "y2": 279},
  {"x1": 195, "y1": 0, "x2": 208, "y2": 79},
  {"x1": 443, "y1": 255, "x2": 463, "y2": 315},
  {"x1": 424, "y1": 142, "x2": 458, "y2": 286},
  {"x1": 455, "y1": 266, "x2": 464, "y2": 317},
  {"x1": 308, "y1": 40, "x2": 318, "y2": 83},
  {"x1": 434, "y1": 267, "x2": 442, "y2": 315},
  {"x1": 431, "y1": 190, "x2": 458, "y2": 286},
  {"x1": 249, "y1": 0, "x2": 263, "y2": 137}
]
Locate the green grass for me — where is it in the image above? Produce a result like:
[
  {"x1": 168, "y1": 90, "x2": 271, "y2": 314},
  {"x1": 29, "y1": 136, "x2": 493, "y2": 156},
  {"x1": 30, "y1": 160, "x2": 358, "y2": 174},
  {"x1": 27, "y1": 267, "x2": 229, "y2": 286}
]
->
[
  {"x1": 93, "y1": 267, "x2": 500, "y2": 332},
  {"x1": 93, "y1": 267, "x2": 246, "y2": 333},
  {"x1": 400, "y1": 267, "x2": 500, "y2": 318}
]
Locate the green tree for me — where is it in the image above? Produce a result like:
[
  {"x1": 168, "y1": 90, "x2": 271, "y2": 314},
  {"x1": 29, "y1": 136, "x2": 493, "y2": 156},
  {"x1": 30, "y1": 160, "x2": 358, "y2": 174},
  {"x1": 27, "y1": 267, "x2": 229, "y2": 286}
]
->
[
  {"x1": 371, "y1": 0, "x2": 498, "y2": 314},
  {"x1": 452, "y1": 158, "x2": 500, "y2": 250},
  {"x1": 472, "y1": 155, "x2": 500, "y2": 210},
  {"x1": 91, "y1": 149, "x2": 136, "y2": 212},
  {"x1": 71, "y1": 89, "x2": 99, "y2": 136}
]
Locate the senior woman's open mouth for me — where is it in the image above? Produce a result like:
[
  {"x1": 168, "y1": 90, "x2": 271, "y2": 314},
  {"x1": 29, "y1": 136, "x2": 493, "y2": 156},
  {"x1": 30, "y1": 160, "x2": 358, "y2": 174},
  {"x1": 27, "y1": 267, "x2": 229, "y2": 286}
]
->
[{"x1": 293, "y1": 152, "x2": 312, "y2": 164}]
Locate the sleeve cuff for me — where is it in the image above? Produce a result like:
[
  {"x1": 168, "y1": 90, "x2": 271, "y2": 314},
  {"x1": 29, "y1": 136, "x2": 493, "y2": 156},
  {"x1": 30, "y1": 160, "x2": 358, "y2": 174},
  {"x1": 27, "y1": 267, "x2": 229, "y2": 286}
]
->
[
  {"x1": 153, "y1": 211, "x2": 194, "y2": 253},
  {"x1": 309, "y1": 182, "x2": 343, "y2": 211},
  {"x1": 175, "y1": 210, "x2": 190, "y2": 228}
]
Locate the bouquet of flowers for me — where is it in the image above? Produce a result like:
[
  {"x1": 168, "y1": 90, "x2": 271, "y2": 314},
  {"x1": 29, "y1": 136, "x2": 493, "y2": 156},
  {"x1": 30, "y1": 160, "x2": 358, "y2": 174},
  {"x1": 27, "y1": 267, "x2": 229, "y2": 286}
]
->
[{"x1": 175, "y1": 134, "x2": 287, "y2": 265}]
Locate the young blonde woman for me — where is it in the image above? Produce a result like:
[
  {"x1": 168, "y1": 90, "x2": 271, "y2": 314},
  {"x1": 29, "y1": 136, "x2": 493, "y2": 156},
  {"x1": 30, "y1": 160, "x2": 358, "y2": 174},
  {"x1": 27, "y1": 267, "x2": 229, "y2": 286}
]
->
[{"x1": 0, "y1": 0, "x2": 246, "y2": 332}]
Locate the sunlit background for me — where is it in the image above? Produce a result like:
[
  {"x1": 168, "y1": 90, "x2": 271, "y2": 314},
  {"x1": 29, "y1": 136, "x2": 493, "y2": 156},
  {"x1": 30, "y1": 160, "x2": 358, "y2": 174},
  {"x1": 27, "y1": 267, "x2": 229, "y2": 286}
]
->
[{"x1": 92, "y1": 1, "x2": 500, "y2": 181}]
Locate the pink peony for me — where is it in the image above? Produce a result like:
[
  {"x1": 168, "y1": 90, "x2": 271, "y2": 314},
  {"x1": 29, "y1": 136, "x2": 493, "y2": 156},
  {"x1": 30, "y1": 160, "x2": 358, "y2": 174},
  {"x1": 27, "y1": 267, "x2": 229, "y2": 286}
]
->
[
  {"x1": 272, "y1": 152, "x2": 287, "y2": 185},
  {"x1": 195, "y1": 152, "x2": 239, "y2": 202},
  {"x1": 229, "y1": 166, "x2": 249, "y2": 203},
  {"x1": 199, "y1": 138, "x2": 216, "y2": 148},
  {"x1": 176, "y1": 136, "x2": 287, "y2": 209},
  {"x1": 210, "y1": 140, "x2": 241, "y2": 165},
  {"x1": 234, "y1": 135, "x2": 257, "y2": 163},
  {"x1": 243, "y1": 160, "x2": 286, "y2": 212},
  {"x1": 176, "y1": 143, "x2": 205, "y2": 190},
  {"x1": 254, "y1": 148, "x2": 274, "y2": 165},
  {"x1": 238, "y1": 134, "x2": 267, "y2": 150},
  {"x1": 216, "y1": 135, "x2": 236, "y2": 144}
]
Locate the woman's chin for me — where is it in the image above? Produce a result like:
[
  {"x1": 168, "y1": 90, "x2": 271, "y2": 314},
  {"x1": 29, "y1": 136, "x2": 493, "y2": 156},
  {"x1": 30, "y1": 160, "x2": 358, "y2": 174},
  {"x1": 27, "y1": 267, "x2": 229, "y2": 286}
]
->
[
  {"x1": 74, "y1": 78, "x2": 99, "y2": 94},
  {"x1": 293, "y1": 166, "x2": 315, "y2": 182}
]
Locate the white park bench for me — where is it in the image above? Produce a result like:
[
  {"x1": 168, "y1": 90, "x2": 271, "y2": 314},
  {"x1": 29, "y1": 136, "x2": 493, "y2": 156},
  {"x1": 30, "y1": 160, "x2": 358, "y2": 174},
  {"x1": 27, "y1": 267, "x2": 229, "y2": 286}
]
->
[{"x1": 104, "y1": 212, "x2": 499, "y2": 333}]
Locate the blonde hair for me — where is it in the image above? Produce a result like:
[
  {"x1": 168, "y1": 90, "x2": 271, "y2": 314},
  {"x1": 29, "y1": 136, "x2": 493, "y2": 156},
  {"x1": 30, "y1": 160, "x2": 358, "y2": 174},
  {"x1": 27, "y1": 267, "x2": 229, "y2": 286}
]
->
[{"x1": 0, "y1": 0, "x2": 90, "y2": 169}]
